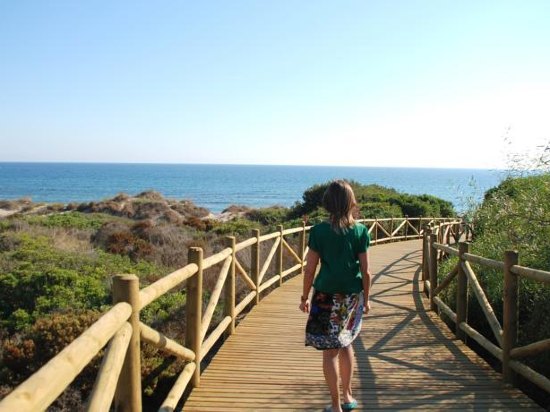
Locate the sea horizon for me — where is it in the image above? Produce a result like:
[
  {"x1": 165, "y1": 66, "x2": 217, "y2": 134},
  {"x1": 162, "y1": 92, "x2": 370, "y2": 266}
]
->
[{"x1": 0, "y1": 162, "x2": 505, "y2": 213}]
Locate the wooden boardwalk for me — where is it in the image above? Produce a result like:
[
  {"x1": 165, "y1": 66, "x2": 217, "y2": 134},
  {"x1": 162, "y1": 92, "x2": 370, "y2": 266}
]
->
[{"x1": 184, "y1": 240, "x2": 542, "y2": 411}]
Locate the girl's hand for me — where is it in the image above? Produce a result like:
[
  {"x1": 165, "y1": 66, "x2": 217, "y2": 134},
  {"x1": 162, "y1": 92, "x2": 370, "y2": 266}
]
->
[
  {"x1": 363, "y1": 300, "x2": 371, "y2": 315},
  {"x1": 299, "y1": 299, "x2": 310, "y2": 313}
]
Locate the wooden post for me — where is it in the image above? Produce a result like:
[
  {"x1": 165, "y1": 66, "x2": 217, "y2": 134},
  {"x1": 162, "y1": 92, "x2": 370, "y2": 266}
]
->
[
  {"x1": 299, "y1": 222, "x2": 306, "y2": 275},
  {"x1": 438, "y1": 222, "x2": 443, "y2": 245},
  {"x1": 186, "y1": 247, "x2": 203, "y2": 387},
  {"x1": 390, "y1": 218, "x2": 394, "y2": 241},
  {"x1": 421, "y1": 226, "x2": 429, "y2": 294},
  {"x1": 456, "y1": 242, "x2": 469, "y2": 341},
  {"x1": 422, "y1": 226, "x2": 429, "y2": 283},
  {"x1": 503, "y1": 250, "x2": 519, "y2": 384},
  {"x1": 225, "y1": 236, "x2": 236, "y2": 335},
  {"x1": 251, "y1": 229, "x2": 260, "y2": 305},
  {"x1": 418, "y1": 217, "x2": 423, "y2": 238},
  {"x1": 112, "y1": 274, "x2": 142, "y2": 412},
  {"x1": 429, "y1": 233, "x2": 438, "y2": 312},
  {"x1": 278, "y1": 225, "x2": 284, "y2": 286},
  {"x1": 405, "y1": 215, "x2": 409, "y2": 240},
  {"x1": 374, "y1": 217, "x2": 378, "y2": 243}
]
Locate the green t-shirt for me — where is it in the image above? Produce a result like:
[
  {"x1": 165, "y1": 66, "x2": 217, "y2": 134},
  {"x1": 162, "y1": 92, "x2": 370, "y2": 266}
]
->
[{"x1": 308, "y1": 222, "x2": 370, "y2": 294}]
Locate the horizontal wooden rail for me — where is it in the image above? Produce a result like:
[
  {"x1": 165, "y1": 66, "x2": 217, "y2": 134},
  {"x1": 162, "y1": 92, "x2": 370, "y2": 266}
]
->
[
  {"x1": 201, "y1": 316, "x2": 232, "y2": 361},
  {"x1": 259, "y1": 232, "x2": 279, "y2": 242},
  {"x1": 258, "y1": 273, "x2": 281, "y2": 293},
  {"x1": 202, "y1": 248, "x2": 232, "y2": 269},
  {"x1": 511, "y1": 338, "x2": 550, "y2": 359},
  {"x1": 235, "y1": 237, "x2": 257, "y2": 252},
  {"x1": 282, "y1": 263, "x2": 302, "y2": 278},
  {"x1": 459, "y1": 322, "x2": 503, "y2": 360},
  {"x1": 433, "y1": 296, "x2": 457, "y2": 323},
  {"x1": 510, "y1": 360, "x2": 550, "y2": 393},
  {"x1": 464, "y1": 253, "x2": 505, "y2": 270},
  {"x1": 139, "y1": 264, "x2": 197, "y2": 310},
  {"x1": 433, "y1": 242, "x2": 459, "y2": 256},
  {"x1": 282, "y1": 226, "x2": 304, "y2": 235},
  {"x1": 511, "y1": 264, "x2": 550, "y2": 284},
  {"x1": 235, "y1": 291, "x2": 257, "y2": 316}
]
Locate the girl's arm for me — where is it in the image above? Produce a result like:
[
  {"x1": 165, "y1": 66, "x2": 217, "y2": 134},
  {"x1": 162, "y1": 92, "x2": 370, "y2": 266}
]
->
[
  {"x1": 300, "y1": 249, "x2": 320, "y2": 313},
  {"x1": 358, "y1": 250, "x2": 372, "y2": 313}
]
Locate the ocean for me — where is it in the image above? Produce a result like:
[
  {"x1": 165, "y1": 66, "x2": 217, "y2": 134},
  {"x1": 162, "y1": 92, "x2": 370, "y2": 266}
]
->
[{"x1": 0, "y1": 163, "x2": 504, "y2": 213}]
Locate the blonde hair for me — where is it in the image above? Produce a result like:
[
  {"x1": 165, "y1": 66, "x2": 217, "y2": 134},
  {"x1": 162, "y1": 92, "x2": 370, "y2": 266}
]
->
[{"x1": 322, "y1": 180, "x2": 357, "y2": 232}]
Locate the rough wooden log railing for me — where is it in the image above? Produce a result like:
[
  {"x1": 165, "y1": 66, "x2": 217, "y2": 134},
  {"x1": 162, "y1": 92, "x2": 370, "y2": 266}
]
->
[
  {"x1": 0, "y1": 216, "x2": 457, "y2": 411},
  {"x1": 422, "y1": 224, "x2": 550, "y2": 395}
]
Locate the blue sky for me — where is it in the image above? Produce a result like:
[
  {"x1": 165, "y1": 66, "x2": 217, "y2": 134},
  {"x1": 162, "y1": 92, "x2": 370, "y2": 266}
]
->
[{"x1": 1, "y1": 1, "x2": 549, "y2": 168}]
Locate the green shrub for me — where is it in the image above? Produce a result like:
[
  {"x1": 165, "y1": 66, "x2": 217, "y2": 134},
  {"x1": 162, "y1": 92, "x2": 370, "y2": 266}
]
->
[
  {"x1": 358, "y1": 202, "x2": 403, "y2": 219},
  {"x1": 23, "y1": 212, "x2": 115, "y2": 230},
  {"x1": 437, "y1": 172, "x2": 550, "y2": 378},
  {"x1": 289, "y1": 181, "x2": 455, "y2": 219},
  {"x1": 212, "y1": 218, "x2": 259, "y2": 236},
  {"x1": 0, "y1": 233, "x2": 163, "y2": 332},
  {"x1": 141, "y1": 291, "x2": 186, "y2": 326},
  {"x1": 245, "y1": 206, "x2": 289, "y2": 225}
]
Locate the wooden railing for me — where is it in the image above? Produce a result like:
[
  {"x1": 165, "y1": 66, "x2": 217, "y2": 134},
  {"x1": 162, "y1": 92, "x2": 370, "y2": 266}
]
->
[
  {"x1": 422, "y1": 225, "x2": 550, "y2": 394},
  {"x1": 0, "y1": 216, "x2": 456, "y2": 412}
]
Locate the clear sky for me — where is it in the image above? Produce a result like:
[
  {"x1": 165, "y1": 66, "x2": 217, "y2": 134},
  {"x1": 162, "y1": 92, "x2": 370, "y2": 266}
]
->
[{"x1": 1, "y1": 1, "x2": 549, "y2": 168}]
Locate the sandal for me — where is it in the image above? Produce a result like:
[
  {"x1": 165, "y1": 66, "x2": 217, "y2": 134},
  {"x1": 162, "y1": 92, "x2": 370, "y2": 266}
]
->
[{"x1": 342, "y1": 399, "x2": 358, "y2": 410}]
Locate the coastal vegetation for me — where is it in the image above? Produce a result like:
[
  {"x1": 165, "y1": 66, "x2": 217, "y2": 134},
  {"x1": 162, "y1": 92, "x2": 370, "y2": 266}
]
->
[
  {"x1": 0, "y1": 182, "x2": 453, "y2": 408},
  {"x1": 438, "y1": 162, "x2": 550, "y2": 397}
]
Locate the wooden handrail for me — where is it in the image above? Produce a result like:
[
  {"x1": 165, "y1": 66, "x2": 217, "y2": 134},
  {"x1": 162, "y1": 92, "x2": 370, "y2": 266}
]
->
[
  {"x1": 511, "y1": 264, "x2": 550, "y2": 284},
  {"x1": 0, "y1": 216, "x2": 478, "y2": 412},
  {"x1": 422, "y1": 224, "x2": 550, "y2": 394},
  {"x1": 139, "y1": 264, "x2": 198, "y2": 310}
]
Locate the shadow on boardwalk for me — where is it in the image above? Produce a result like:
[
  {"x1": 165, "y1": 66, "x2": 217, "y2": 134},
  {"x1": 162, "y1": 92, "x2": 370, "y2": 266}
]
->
[{"x1": 184, "y1": 240, "x2": 541, "y2": 411}]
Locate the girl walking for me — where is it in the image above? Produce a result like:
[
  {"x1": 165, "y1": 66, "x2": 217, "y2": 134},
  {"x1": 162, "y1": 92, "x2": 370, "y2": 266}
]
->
[{"x1": 299, "y1": 180, "x2": 372, "y2": 412}]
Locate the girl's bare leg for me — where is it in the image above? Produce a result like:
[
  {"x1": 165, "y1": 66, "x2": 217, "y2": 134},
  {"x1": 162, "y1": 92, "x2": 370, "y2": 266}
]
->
[
  {"x1": 322, "y1": 349, "x2": 343, "y2": 411},
  {"x1": 339, "y1": 345, "x2": 355, "y2": 403}
]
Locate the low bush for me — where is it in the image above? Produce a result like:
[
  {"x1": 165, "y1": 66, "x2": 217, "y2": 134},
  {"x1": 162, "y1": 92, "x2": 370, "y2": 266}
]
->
[
  {"x1": 23, "y1": 212, "x2": 119, "y2": 231},
  {"x1": 290, "y1": 180, "x2": 455, "y2": 219}
]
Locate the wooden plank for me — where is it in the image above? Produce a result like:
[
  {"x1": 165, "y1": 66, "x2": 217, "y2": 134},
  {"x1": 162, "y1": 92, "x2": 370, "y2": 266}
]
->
[{"x1": 184, "y1": 240, "x2": 542, "y2": 411}]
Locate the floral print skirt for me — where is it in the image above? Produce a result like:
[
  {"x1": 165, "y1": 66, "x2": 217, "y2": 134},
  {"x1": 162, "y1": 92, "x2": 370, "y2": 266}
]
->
[{"x1": 305, "y1": 290, "x2": 364, "y2": 350}]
